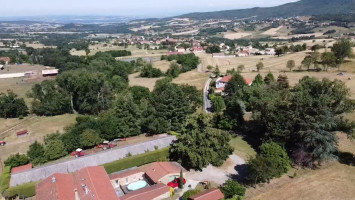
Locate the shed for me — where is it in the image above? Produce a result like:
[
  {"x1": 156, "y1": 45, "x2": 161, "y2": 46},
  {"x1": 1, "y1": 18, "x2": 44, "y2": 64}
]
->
[
  {"x1": 11, "y1": 163, "x2": 32, "y2": 175},
  {"x1": 16, "y1": 130, "x2": 29, "y2": 137},
  {"x1": 189, "y1": 188, "x2": 224, "y2": 200}
]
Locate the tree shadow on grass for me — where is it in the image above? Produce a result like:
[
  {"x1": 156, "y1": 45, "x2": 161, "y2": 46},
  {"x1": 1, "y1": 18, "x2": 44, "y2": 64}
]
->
[
  {"x1": 228, "y1": 164, "x2": 249, "y2": 183},
  {"x1": 338, "y1": 151, "x2": 355, "y2": 166},
  {"x1": 234, "y1": 120, "x2": 265, "y2": 153}
]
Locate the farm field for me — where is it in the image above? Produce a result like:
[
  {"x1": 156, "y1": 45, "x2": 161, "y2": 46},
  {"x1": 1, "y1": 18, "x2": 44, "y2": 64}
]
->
[
  {"x1": 261, "y1": 26, "x2": 284, "y2": 36},
  {"x1": 128, "y1": 72, "x2": 163, "y2": 91},
  {"x1": 70, "y1": 44, "x2": 167, "y2": 57},
  {"x1": 223, "y1": 31, "x2": 252, "y2": 39},
  {"x1": 24, "y1": 42, "x2": 56, "y2": 49},
  {"x1": 152, "y1": 60, "x2": 170, "y2": 73},
  {"x1": 0, "y1": 64, "x2": 51, "y2": 104},
  {"x1": 0, "y1": 114, "x2": 77, "y2": 164},
  {"x1": 172, "y1": 70, "x2": 209, "y2": 90}
]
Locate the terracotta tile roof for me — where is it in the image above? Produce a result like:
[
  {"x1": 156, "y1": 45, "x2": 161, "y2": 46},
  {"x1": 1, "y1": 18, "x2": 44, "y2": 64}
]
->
[
  {"x1": 189, "y1": 188, "x2": 224, "y2": 200},
  {"x1": 36, "y1": 173, "x2": 76, "y2": 200},
  {"x1": 144, "y1": 162, "x2": 187, "y2": 183},
  {"x1": 109, "y1": 168, "x2": 144, "y2": 180},
  {"x1": 219, "y1": 75, "x2": 232, "y2": 83},
  {"x1": 0, "y1": 57, "x2": 10, "y2": 62},
  {"x1": 219, "y1": 75, "x2": 253, "y2": 85},
  {"x1": 11, "y1": 163, "x2": 32, "y2": 174},
  {"x1": 36, "y1": 166, "x2": 119, "y2": 200},
  {"x1": 244, "y1": 77, "x2": 253, "y2": 85},
  {"x1": 121, "y1": 183, "x2": 170, "y2": 200},
  {"x1": 73, "y1": 166, "x2": 119, "y2": 200}
]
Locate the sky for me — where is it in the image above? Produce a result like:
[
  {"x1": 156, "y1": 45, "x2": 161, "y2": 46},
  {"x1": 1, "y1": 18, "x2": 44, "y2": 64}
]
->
[{"x1": 1, "y1": 0, "x2": 298, "y2": 17}]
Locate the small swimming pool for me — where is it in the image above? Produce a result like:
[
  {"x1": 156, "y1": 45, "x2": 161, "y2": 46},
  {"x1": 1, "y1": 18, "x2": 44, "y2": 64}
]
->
[{"x1": 127, "y1": 180, "x2": 148, "y2": 191}]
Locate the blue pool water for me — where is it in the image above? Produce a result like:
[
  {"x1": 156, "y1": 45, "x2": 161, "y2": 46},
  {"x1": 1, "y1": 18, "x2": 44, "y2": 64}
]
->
[{"x1": 127, "y1": 180, "x2": 148, "y2": 191}]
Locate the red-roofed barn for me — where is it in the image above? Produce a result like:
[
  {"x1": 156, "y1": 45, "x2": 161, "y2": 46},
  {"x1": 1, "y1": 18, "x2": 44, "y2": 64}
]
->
[{"x1": 189, "y1": 188, "x2": 224, "y2": 200}]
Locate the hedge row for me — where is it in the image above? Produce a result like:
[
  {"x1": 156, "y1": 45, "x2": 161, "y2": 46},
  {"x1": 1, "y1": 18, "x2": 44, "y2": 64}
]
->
[
  {"x1": 103, "y1": 147, "x2": 170, "y2": 174},
  {"x1": 4, "y1": 181, "x2": 37, "y2": 198},
  {"x1": 0, "y1": 166, "x2": 11, "y2": 194}
]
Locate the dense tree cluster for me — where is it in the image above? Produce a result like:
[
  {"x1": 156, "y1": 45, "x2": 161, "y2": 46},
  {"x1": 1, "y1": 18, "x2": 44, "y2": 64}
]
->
[
  {"x1": 140, "y1": 63, "x2": 163, "y2": 78},
  {"x1": 224, "y1": 73, "x2": 354, "y2": 169},
  {"x1": 220, "y1": 179, "x2": 246, "y2": 199},
  {"x1": 4, "y1": 154, "x2": 29, "y2": 168},
  {"x1": 246, "y1": 142, "x2": 291, "y2": 185},
  {"x1": 162, "y1": 53, "x2": 200, "y2": 73},
  {"x1": 0, "y1": 91, "x2": 28, "y2": 118},
  {"x1": 206, "y1": 45, "x2": 221, "y2": 54}
]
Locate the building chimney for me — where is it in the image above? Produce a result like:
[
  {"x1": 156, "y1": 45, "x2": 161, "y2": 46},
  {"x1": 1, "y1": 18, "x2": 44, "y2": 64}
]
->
[
  {"x1": 74, "y1": 188, "x2": 80, "y2": 200},
  {"x1": 52, "y1": 177, "x2": 56, "y2": 183}
]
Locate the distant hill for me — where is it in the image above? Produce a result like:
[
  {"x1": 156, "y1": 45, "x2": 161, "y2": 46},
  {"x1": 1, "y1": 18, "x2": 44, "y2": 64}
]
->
[{"x1": 176, "y1": 0, "x2": 354, "y2": 20}]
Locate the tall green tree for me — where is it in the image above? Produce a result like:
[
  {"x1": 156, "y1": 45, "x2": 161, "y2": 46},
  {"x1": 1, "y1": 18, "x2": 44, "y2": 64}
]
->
[
  {"x1": 211, "y1": 95, "x2": 226, "y2": 113},
  {"x1": 4, "y1": 154, "x2": 29, "y2": 168},
  {"x1": 264, "y1": 72, "x2": 275, "y2": 85},
  {"x1": 220, "y1": 180, "x2": 246, "y2": 199},
  {"x1": 44, "y1": 139, "x2": 67, "y2": 161},
  {"x1": 27, "y1": 141, "x2": 46, "y2": 165},
  {"x1": 224, "y1": 73, "x2": 247, "y2": 96},
  {"x1": 256, "y1": 62, "x2": 264, "y2": 72},
  {"x1": 286, "y1": 60, "x2": 295, "y2": 72},
  {"x1": 301, "y1": 55, "x2": 313, "y2": 70},
  {"x1": 321, "y1": 52, "x2": 336, "y2": 71},
  {"x1": 80, "y1": 129, "x2": 102, "y2": 148},
  {"x1": 252, "y1": 74, "x2": 263, "y2": 87},
  {"x1": 169, "y1": 114, "x2": 233, "y2": 170},
  {"x1": 28, "y1": 80, "x2": 72, "y2": 116},
  {"x1": 331, "y1": 39, "x2": 353, "y2": 65},
  {"x1": 143, "y1": 83, "x2": 199, "y2": 134}
]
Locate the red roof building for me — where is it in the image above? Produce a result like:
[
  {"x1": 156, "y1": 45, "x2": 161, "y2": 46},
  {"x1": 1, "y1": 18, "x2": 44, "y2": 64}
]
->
[
  {"x1": 189, "y1": 188, "x2": 224, "y2": 200},
  {"x1": 36, "y1": 166, "x2": 119, "y2": 200},
  {"x1": 36, "y1": 173, "x2": 76, "y2": 200},
  {"x1": 0, "y1": 57, "x2": 10, "y2": 64},
  {"x1": 144, "y1": 162, "x2": 187, "y2": 184},
  {"x1": 120, "y1": 183, "x2": 170, "y2": 200},
  {"x1": 216, "y1": 75, "x2": 253, "y2": 92},
  {"x1": 11, "y1": 163, "x2": 32, "y2": 175},
  {"x1": 16, "y1": 130, "x2": 29, "y2": 136},
  {"x1": 73, "y1": 166, "x2": 119, "y2": 200}
]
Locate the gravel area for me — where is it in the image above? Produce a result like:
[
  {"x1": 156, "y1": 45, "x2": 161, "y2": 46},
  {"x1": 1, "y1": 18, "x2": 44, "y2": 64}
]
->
[{"x1": 185, "y1": 154, "x2": 246, "y2": 185}]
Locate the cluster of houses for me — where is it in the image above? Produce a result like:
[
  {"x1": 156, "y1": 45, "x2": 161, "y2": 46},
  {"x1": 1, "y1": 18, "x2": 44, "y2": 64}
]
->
[{"x1": 33, "y1": 162, "x2": 225, "y2": 200}]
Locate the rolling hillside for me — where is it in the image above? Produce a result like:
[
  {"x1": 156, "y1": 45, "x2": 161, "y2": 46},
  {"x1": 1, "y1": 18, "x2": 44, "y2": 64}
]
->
[{"x1": 177, "y1": 0, "x2": 354, "y2": 20}]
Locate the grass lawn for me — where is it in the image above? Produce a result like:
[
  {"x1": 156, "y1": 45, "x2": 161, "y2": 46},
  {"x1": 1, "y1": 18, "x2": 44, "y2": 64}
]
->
[
  {"x1": 4, "y1": 181, "x2": 37, "y2": 198},
  {"x1": 103, "y1": 147, "x2": 169, "y2": 174},
  {"x1": 229, "y1": 136, "x2": 256, "y2": 160}
]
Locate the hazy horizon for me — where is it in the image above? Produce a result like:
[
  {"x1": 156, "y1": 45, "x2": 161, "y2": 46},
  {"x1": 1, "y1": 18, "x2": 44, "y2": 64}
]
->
[{"x1": 1, "y1": 0, "x2": 298, "y2": 18}]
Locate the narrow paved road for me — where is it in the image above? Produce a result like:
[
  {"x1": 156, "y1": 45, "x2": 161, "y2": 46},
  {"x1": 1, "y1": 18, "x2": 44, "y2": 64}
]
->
[{"x1": 204, "y1": 78, "x2": 212, "y2": 113}]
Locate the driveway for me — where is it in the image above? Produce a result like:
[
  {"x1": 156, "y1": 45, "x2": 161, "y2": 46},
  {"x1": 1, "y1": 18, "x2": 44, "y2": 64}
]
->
[
  {"x1": 203, "y1": 78, "x2": 212, "y2": 113},
  {"x1": 185, "y1": 154, "x2": 246, "y2": 185}
]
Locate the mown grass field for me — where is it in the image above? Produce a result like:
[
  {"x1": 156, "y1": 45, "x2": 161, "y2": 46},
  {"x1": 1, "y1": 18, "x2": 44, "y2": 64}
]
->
[
  {"x1": 103, "y1": 147, "x2": 169, "y2": 174},
  {"x1": 245, "y1": 132, "x2": 355, "y2": 200},
  {"x1": 229, "y1": 136, "x2": 257, "y2": 160},
  {"x1": 0, "y1": 114, "x2": 77, "y2": 165}
]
